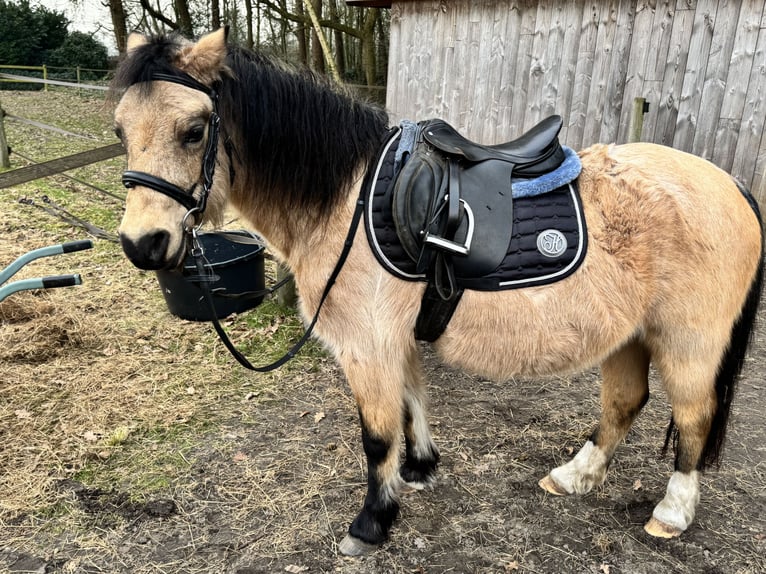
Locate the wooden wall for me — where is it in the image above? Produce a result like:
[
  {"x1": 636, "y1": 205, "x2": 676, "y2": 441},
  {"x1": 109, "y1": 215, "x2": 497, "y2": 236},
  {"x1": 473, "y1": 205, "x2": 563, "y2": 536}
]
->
[{"x1": 385, "y1": 0, "x2": 766, "y2": 203}]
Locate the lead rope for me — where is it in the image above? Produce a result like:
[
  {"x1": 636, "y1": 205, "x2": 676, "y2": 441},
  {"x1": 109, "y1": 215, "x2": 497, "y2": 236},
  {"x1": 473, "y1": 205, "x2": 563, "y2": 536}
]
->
[{"x1": 187, "y1": 195, "x2": 366, "y2": 372}]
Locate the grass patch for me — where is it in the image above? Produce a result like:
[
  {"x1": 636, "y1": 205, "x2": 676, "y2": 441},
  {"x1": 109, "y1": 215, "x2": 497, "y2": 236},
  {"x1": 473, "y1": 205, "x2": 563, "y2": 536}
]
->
[{"x1": 0, "y1": 89, "x2": 324, "y2": 529}]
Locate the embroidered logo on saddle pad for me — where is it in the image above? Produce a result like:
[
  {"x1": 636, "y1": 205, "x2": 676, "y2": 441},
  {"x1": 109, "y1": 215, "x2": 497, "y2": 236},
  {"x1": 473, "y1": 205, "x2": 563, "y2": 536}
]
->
[{"x1": 364, "y1": 126, "x2": 588, "y2": 292}]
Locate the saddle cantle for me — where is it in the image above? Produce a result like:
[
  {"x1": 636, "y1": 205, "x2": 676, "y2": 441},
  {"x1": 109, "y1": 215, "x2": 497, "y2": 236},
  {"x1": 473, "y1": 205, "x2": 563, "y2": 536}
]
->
[{"x1": 364, "y1": 115, "x2": 587, "y2": 342}]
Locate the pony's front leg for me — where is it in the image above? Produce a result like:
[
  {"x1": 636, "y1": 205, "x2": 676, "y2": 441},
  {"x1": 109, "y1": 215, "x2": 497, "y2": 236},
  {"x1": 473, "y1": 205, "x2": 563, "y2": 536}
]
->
[
  {"x1": 338, "y1": 357, "x2": 406, "y2": 556},
  {"x1": 401, "y1": 347, "x2": 440, "y2": 490}
]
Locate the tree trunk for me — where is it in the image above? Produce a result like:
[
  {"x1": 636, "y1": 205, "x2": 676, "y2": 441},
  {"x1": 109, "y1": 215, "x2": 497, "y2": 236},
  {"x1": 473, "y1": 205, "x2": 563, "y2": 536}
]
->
[
  {"x1": 310, "y1": 0, "x2": 325, "y2": 73},
  {"x1": 108, "y1": 0, "x2": 129, "y2": 54},
  {"x1": 329, "y1": 0, "x2": 346, "y2": 79},
  {"x1": 174, "y1": 0, "x2": 193, "y2": 36},
  {"x1": 361, "y1": 9, "x2": 379, "y2": 86},
  {"x1": 294, "y1": 0, "x2": 307, "y2": 64},
  {"x1": 211, "y1": 0, "x2": 221, "y2": 30},
  {"x1": 244, "y1": 0, "x2": 254, "y2": 49}
]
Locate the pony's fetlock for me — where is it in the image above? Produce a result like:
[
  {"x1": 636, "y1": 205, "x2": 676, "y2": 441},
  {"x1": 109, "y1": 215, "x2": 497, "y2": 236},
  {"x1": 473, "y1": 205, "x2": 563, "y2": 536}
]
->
[
  {"x1": 545, "y1": 440, "x2": 609, "y2": 495},
  {"x1": 645, "y1": 471, "x2": 699, "y2": 538},
  {"x1": 346, "y1": 497, "x2": 400, "y2": 551},
  {"x1": 401, "y1": 443, "x2": 440, "y2": 487}
]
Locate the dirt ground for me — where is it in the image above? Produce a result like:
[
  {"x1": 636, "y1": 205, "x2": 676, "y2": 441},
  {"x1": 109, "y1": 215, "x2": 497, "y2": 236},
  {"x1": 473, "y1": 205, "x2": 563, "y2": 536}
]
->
[
  {"x1": 0, "y1": 92, "x2": 765, "y2": 574},
  {"x1": 1, "y1": 247, "x2": 765, "y2": 573}
]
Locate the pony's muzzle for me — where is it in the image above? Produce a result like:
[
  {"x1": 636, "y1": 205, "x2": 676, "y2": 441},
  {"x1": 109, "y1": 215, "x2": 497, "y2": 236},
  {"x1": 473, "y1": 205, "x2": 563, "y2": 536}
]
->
[{"x1": 120, "y1": 230, "x2": 175, "y2": 271}]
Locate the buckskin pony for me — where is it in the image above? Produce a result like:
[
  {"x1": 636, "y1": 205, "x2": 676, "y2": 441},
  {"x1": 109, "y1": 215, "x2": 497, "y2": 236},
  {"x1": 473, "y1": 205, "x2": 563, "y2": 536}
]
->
[{"x1": 110, "y1": 29, "x2": 763, "y2": 555}]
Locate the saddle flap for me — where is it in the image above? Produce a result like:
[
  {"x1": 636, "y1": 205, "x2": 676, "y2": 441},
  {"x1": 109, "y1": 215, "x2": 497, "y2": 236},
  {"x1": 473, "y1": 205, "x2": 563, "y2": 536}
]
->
[{"x1": 392, "y1": 143, "x2": 515, "y2": 278}]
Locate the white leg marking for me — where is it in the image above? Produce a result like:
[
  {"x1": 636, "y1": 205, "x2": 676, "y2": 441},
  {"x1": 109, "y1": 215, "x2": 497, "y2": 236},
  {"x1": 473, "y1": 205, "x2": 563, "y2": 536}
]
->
[
  {"x1": 546, "y1": 441, "x2": 609, "y2": 494},
  {"x1": 650, "y1": 471, "x2": 700, "y2": 533}
]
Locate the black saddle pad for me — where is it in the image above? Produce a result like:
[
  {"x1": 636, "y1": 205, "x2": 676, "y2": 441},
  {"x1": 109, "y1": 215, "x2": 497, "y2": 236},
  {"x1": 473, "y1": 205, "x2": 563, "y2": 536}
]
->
[{"x1": 364, "y1": 129, "x2": 588, "y2": 291}]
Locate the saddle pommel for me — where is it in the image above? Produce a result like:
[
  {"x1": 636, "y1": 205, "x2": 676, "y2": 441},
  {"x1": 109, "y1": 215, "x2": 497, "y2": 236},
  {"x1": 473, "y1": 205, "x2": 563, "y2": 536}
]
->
[{"x1": 423, "y1": 115, "x2": 564, "y2": 176}]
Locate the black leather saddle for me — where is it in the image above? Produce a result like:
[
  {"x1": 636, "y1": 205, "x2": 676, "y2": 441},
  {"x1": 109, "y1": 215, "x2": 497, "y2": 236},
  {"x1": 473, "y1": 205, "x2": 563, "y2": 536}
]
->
[{"x1": 392, "y1": 115, "x2": 565, "y2": 299}]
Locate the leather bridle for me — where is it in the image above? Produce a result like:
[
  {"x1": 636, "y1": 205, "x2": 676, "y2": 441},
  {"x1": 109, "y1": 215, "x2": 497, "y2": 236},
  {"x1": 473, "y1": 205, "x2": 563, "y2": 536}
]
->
[{"x1": 121, "y1": 70, "x2": 221, "y2": 226}]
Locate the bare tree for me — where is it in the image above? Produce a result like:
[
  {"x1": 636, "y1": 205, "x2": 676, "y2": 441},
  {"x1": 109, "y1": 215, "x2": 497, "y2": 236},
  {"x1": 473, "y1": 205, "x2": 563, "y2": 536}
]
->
[{"x1": 107, "y1": 0, "x2": 129, "y2": 54}]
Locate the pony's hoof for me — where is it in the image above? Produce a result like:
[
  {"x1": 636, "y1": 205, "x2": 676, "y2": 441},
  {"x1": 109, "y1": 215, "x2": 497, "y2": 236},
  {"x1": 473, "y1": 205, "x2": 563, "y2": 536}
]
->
[
  {"x1": 338, "y1": 534, "x2": 378, "y2": 556},
  {"x1": 644, "y1": 517, "x2": 683, "y2": 538},
  {"x1": 538, "y1": 474, "x2": 568, "y2": 496},
  {"x1": 399, "y1": 479, "x2": 430, "y2": 495}
]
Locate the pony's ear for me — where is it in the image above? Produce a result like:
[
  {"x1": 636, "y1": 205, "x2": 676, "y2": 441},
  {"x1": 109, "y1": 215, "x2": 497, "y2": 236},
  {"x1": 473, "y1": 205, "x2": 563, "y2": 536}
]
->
[
  {"x1": 126, "y1": 32, "x2": 149, "y2": 53},
  {"x1": 176, "y1": 27, "x2": 229, "y2": 84}
]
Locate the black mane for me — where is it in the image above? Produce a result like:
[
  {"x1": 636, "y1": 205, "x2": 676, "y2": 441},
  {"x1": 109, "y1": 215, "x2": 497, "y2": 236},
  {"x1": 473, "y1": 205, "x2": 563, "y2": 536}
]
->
[{"x1": 111, "y1": 34, "x2": 390, "y2": 218}]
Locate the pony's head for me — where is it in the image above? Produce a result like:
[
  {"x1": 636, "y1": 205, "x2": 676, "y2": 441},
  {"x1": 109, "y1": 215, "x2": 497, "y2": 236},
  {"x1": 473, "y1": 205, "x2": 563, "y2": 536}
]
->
[
  {"x1": 112, "y1": 29, "x2": 229, "y2": 270},
  {"x1": 112, "y1": 28, "x2": 389, "y2": 270}
]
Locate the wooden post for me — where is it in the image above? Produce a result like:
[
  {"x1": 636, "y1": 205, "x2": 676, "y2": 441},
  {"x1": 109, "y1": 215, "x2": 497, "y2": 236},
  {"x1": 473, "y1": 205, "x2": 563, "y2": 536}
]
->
[
  {"x1": 0, "y1": 101, "x2": 9, "y2": 168},
  {"x1": 43, "y1": 64, "x2": 48, "y2": 92},
  {"x1": 628, "y1": 97, "x2": 648, "y2": 143}
]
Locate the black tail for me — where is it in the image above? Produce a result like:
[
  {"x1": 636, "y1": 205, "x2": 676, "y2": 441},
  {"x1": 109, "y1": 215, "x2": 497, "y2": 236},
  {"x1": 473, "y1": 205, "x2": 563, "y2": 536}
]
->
[
  {"x1": 701, "y1": 181, "x2": 763, "y2": 468},
  {"x1": 663, "y1": 181, "x2": 763, "y2": 468}
]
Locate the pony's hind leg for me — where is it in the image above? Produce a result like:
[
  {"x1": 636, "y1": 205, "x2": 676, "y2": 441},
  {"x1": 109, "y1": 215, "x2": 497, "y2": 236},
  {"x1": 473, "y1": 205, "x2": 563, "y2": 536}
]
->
[
  {"x1": 643, "y1": 350, "x2": 720, "y2": 538},
  {"x1": 540, "y1": 339, "x2": 650, "y2": 495},
  {"x1": 401, "y1": 349, "x2": 440, "y2": 490}
]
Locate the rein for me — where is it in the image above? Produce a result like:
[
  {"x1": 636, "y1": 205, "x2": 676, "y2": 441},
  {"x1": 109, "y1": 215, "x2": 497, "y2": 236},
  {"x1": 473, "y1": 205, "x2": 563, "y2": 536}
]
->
[{"x1": 121, "y1": 67, "x2": 382, "y2": 372}]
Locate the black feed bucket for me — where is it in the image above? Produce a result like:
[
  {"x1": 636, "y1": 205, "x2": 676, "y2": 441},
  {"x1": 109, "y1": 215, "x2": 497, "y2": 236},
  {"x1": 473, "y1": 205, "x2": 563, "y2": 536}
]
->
[{"x1": 156, "y1": 230, "x2": 266, "y2": 321}]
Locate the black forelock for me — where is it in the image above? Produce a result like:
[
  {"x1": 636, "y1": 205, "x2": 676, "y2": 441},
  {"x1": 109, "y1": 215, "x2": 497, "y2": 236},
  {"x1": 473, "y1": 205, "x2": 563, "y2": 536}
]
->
[{"x1": 110, "y1": 33, "x2": 187, "y2": 98}]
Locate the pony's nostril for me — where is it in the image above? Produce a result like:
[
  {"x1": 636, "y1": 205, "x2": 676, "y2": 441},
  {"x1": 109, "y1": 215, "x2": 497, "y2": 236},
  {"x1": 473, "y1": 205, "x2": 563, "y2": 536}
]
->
[{"x1": 120, "y1": 230, "x2": 171, "y2": 270}]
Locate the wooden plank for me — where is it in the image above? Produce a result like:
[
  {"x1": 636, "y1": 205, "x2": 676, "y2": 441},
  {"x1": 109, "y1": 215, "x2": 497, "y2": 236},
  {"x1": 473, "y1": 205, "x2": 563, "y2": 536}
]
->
[
  {"x1": 0, "y1": 143, "x2": 125, "y2": 189},
  {"x1": 640, "y1": 0, "x2": 675, "y2": 142},
  {"x1": 483, "y1": 1, "x2": 514, "y2": 143},
  {"x1": 691, "y1": 0, "x2": 740, "y2": 160},
  {"x1": 731, "y1": 26, "x2": 766, "y2": 187},
  {"x1": 555, "y1": 1, "x2": 586, "y2": 144},
  {"x1": 617, "y1": 1, "x2": 654, "y2": 143},
  {"x1": 582, "y1": 0, "x2": 619, "y2": 146},
  {"x1": 751, "y1": 128, "x2": 766, "y2": 206},
  {"x1": 719, "y1": 0, "x2": 763, "y2": 120},
  {"x1": 654, "y1": 7, "x2": 695, "y2": 146},
  {"x1": 384, "y1": 2, "x2": 403, "y2": 118},
  {"x1": 465, "y1": 0, "x2": 493, "y2": 139},
  {"x1": 645, "y1": 0, "x2": 676, "y2": 82},
  {"x1": 385, "y1": 0, "x2": 440, "y2": 124},
  {"x1": 640, "y1": 79, "x2": 665, "y2": 141},
  {"x1": 714, "y1": 1, "x2": 763, "y2": 177},
  {"x1": 508, "y1": 5, "x2": 538, "y2": 137},
  {"x1": 447, "y1": 2, "x2": 474, "y2": 129},
  {"x1": 540, "y1": 2, "x2": 568, "y2": 122},
  {"x1": 566, "y1": 2, "x2": 600, "y2": 149},
  {"x1": 495, "y1": 2, "x2": 524, "y2": 143},
  {"x1": 524, "y1": 1, "x2": 552, "y2": 130},
  {"x1": 672, "y1": 0, "x2": 717, "y2": 152},
  {"x1": 600, "y1": 0, "x2": 634, "y2": 143}
]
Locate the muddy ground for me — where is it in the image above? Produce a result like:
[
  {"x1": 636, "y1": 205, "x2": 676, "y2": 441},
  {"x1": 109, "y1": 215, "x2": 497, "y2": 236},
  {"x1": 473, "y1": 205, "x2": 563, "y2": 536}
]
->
[{"x1": 0, "y1": 91, "x2": 764, "y2": 574}]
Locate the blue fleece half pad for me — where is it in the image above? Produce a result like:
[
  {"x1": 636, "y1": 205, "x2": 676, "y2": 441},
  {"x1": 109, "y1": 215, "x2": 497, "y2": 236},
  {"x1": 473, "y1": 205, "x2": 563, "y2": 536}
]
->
[
  {"x1": 512, "y1": 146, "x2": 581, "y2": 197},
  {"x1": 396, "y1": 120, "x2": 580, "y2": 198}
]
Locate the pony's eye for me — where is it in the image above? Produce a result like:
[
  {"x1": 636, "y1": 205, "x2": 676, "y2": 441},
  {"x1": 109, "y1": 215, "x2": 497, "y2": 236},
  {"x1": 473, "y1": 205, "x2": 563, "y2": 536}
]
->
[{"x1": 183, "y1": 126, "x2": 205, "y2": 145}]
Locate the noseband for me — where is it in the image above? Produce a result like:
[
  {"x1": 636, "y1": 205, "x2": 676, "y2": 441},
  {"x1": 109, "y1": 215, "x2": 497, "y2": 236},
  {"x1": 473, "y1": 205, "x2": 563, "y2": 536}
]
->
[{"x1": 121, "y1": 70, "x2": 221, "y2": 226}]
